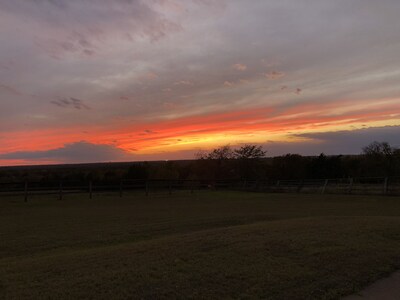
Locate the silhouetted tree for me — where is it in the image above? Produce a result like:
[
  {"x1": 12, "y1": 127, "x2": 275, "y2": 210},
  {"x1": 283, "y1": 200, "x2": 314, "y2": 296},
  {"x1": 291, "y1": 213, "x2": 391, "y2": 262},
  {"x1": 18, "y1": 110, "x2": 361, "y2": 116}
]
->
[
  {"x1": 233, "y1": 144, "x2": 266, "y2": 159},
  {"x1": 151, "y1": 161, "x2": 180, "y2": 180},
  {"x1": 127, "y1": 163, "x2": 148, "y2": 180},
  {"x1": 271, "y1": 154, "x2": 308, "y2": 180},
  {"x1": 362, "y1": 141, "x2": 394, "y2": 157},
  {"x1": 198, "y1": 145, "x2": 234, "y2": 160},
  {"x1": 234, "y1": 145, "x2": 267, "y2": 180},
  {"x1": 308, "y1": 153, "x2": 343, "y2": 179},
  {"x1": 361, "y1": 141, "x2": 397, "y2": 176},
  {"x1": 196, "y1": 145, "x2": 235, "y2": 179}
]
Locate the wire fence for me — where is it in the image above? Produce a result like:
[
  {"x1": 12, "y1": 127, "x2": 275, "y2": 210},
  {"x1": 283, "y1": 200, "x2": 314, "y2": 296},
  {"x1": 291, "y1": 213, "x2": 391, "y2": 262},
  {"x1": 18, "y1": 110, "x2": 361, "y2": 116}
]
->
[{"x1": 1, "y1": 177, "x2": 400, "y2": 201}]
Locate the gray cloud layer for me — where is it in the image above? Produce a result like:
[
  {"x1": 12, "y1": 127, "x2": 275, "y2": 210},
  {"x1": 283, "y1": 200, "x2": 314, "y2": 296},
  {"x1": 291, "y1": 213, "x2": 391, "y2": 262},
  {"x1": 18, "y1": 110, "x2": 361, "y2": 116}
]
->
[
  {"x1": 2, "y1": 1, "x2": 400, "y2": 127},
  {"x1": 266, "y1": 126, "x2": 400, "y2": 156},
  {"x1": 0, "y1": 141, "x2": 132, "y2": 164}
]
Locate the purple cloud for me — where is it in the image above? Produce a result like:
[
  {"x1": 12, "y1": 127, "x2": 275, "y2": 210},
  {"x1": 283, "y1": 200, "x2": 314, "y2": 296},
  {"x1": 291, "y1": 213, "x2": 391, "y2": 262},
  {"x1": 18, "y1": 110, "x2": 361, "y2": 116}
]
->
[
  {"x1": 265, "y1": 126, "x2": 400, "y2": 156},
  {"x1": 0, "y1": 141, "x2": 132, "y2": 164},
  {"x1": 1, "y1": 0, "x2": 182, "y2": 59}
]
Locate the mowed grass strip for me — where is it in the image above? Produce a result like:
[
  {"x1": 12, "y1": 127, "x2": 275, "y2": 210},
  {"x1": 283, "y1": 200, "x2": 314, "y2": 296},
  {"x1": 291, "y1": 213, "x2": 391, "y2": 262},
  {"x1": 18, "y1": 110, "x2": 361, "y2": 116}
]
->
[{"x1": 1, "y1": 191, "x2": 400, "y2": 299}]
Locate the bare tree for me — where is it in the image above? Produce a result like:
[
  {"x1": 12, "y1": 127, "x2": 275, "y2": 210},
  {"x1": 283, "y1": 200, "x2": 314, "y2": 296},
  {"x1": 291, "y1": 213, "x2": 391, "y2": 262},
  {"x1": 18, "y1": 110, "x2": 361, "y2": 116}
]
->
[
  {"x1": 201, "y1": 145, "x2": 234, "y2": 160},
  {"x1": 362, "y1": 141, "x2": 397, "y2": 176},
  {"x1": 234, "y1": 144, "x2": 267, "y2": 180},
  {"x1": 234, "y1": 144, "x2": 266, "y2": 160},
  {"x1": 362, "y1": 141, "x2": 395, "y2": 157}
]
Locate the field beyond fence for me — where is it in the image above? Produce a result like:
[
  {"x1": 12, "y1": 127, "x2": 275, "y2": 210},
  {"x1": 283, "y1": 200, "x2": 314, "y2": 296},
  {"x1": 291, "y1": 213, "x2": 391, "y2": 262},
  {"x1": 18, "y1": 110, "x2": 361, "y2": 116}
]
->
[{"x1": 1, "y1": 176, "x2": 400, "y2": 200}]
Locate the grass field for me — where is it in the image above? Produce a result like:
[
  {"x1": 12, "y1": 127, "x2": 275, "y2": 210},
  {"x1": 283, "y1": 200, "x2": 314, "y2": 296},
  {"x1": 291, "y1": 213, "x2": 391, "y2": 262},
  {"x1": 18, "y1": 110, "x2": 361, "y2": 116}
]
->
[{"x1": 1, "y1": 191, "x2": 400, "y2": 299}]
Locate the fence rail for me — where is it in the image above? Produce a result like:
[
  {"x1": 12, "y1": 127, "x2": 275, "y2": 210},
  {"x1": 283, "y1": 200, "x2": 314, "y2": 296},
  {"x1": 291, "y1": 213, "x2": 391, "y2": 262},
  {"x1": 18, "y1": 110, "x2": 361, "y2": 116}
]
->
[{"x1": 1, "y1": 177, "x2": 400, "y2": 201}]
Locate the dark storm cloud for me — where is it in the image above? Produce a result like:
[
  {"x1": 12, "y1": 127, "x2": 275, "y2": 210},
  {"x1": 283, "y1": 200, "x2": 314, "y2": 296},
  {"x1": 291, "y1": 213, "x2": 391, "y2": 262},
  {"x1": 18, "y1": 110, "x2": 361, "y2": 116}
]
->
[{"x1": 0, "y1": 141, "x2": 132, "y2": 163}]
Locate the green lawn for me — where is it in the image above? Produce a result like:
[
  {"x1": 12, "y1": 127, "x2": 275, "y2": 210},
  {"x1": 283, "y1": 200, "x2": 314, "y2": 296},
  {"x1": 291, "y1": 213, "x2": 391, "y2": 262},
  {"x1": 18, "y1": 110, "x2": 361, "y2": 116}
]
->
[{"x1": 1, "y1": 191, "x2": 400, "y2": 299}]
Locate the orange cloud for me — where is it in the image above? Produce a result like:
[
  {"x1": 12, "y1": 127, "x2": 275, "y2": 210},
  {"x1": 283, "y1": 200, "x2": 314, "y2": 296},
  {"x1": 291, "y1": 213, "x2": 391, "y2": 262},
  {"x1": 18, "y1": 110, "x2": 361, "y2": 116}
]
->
[
  {"x1": 89, "y1": 97, "x2": 400, "y2": 153},
  {"x1": 1, "y1": 97, "x2": 400, "y2": 164}
]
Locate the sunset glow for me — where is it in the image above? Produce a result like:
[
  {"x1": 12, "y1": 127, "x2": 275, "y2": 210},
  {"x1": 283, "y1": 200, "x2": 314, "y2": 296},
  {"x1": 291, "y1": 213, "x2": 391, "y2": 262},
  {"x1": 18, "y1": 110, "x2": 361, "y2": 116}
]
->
[{"x1": 1, "y1": 1, "x2": 400, "y2": 165}]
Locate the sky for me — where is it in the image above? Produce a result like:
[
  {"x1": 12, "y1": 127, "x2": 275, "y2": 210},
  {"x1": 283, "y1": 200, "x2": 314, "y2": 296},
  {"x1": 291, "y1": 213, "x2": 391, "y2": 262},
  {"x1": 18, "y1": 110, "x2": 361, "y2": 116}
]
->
[{"x1": 0, "y1": 0, "x2": 400, "y2": 166}]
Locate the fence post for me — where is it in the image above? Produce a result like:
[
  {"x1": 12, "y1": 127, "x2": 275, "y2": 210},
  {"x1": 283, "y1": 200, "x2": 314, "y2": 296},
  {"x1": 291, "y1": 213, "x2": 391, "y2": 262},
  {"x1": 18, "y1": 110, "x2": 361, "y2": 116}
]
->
[
  {"x1": 119, "y1": 180, "x2": 123, "y2": 198},
  {"x1": 24, "y1": 181, "x2": 28, "y2": 202},
  {"x1": 383, "y1": 177, "x2": 388, "y2": 195},
  {"x1": 348, "y1": 178, "x2": 354, "y2": 194},
  {"x1": 322, "y1": 179, "x2": 329, "y2": 194},
  {"x1": 297, "y1": 180, "x2": 304, "y2": 193},
  {"x1": 59, "y1": 181, "x2": 63, "y2": 200},
  {"x1": 242, "y1": 180, "x2": 247, "y2": 190},
  {"x1": 145, "y1": 180, "x2": 149, "y2": 196},
  {"x1": 89, "y1": 181, "x2": 93, "y2": 199}
]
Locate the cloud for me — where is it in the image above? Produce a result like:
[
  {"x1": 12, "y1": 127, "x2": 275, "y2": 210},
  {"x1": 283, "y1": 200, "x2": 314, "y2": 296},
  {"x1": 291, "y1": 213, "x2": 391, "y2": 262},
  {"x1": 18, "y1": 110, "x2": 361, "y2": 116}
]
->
[
  {"x1": 233, "y1": 63, "x2": 247, "y2": 71},
  {"x1": 297, "y1": 125, "x2": 400, "y2": 148},
  {"x1": 0, "y1": 141, "x2": 132, "y2": 164},
  {"x1": 0, "y1": 0, "x2": 182, "y2": 59},
  {"x1": 143, "y1": 129, "x2": 157, "y2": 134},
  {"x1": 1, "y1": 1, "x2": 400, "y2": 165},
  {"x1": 265, "y1": 126, "x2": 400, "y2": 156},
  {"x1": 138, "y1": 72, "x2": 159, "y2": 82},
  {"x1": 1, "y1": 125, "x2": 399, "y2": 165},
  {"x1": 0, "y1": 83, "x2": 22, "y2": 96},
  {"x1": 174, "y1": 80, "x2": 193, "y2": 86},
  {"x1": 51, "y1": 97, "x2": 90, "y2": 110},
  {"x1": 264, "y1": 71, "x2": 285, "y2": 80}
]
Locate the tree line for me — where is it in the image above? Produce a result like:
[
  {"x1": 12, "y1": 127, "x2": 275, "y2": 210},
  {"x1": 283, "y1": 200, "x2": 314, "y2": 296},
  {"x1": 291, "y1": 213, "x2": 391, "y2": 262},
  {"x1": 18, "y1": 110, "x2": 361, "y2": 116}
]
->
[{"x1": 0, "y1": 141, "x2": 399, "y2": 185}]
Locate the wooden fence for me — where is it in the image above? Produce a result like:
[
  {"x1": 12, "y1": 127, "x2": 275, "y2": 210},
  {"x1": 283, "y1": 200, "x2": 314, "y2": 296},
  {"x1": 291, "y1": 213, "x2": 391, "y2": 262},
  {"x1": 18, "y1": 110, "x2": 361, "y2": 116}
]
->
[{"x1": 0, "y1": 177, "x2": 400, "y2": 201}]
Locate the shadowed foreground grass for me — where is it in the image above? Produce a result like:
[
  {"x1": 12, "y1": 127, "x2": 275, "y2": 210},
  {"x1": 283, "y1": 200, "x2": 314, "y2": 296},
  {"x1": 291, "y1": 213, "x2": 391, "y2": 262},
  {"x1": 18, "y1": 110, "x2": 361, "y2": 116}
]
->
[{"x1": 1, "y1": 191, "x2": 400, "y2": 299}]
